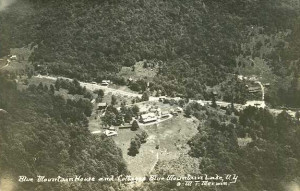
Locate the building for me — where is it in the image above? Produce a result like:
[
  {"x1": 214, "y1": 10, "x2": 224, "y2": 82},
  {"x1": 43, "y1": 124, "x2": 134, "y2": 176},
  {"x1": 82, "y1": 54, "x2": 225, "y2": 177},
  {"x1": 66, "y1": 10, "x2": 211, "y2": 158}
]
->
[
  {"x1": 97, "y1": 103, "x2": 107, "y2": 110},
  {"x1": 101, "y1": 80, "x2": 111, "y2": 86},
  {"x1": 140, "y1": 112, "x2": 157, "y2": 123},
  {"x1": 176, "y1": 107, "x2": 183, "y2": 113},
  {"x1": 103, "y1": 130, "x2": 118, "y2": 137},
  {"x1": 244, "y1": 101, "x2": 266, "y2": 108},
  {"x1": 160, "y1": 111, "x2": 169, "y2": 118},
  {"x1": 212, "y1": 91, "x2": 218, "y2": 96},
  {"x1": 10, "y1": 55, "x2": 17, "y2": 60},
  {"x1": 248, "y1": 86, "x2": 261, "y2": 93}
]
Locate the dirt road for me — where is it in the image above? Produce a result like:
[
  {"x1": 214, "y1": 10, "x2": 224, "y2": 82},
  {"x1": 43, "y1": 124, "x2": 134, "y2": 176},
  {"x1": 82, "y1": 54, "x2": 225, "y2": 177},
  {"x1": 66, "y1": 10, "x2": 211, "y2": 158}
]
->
[{"x1": 34, "y1": 75, "x2": 295, "y2": 118}]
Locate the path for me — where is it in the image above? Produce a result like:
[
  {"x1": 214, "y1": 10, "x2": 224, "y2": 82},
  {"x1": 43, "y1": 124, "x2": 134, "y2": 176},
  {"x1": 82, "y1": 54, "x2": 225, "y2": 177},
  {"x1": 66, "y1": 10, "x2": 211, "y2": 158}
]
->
[
  {"x1": 148, "y1": 123, "x2": 160, "y2": 175},
  {"x1": 255, "y1": 81, "x2": 264, "y2": 101},
  {"x1": 148, "y1": 152, "x2": 159, "y2": 174},
  {"x1": 0, "y1": 61, "x2": 9, "y2": 70},
  {"x1": 36, "y1": 75, "x2": 145, "y2": 99}
]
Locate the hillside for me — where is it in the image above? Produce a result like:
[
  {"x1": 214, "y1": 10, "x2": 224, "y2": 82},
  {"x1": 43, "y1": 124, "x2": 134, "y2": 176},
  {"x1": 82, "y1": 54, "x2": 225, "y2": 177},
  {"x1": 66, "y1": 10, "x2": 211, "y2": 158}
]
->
[
  {"x1": 0, "y1": 74, "x2": 128, "y2": 191},
  {"x1": 1, "y1": 0, "x2": 299, "y2": 104}
]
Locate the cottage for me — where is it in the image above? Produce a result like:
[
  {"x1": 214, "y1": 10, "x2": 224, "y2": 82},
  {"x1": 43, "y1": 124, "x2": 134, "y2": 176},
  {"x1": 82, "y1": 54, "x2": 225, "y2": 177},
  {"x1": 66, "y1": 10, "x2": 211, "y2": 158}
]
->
[
  {"x1": 10, "y1": 55, "x2": 17, "y2": 60},
  {"x1": 101, "y1": 80, "x2": 110, "y2": 86},
  {"x1": 97, "y1": 103, "x2": 107, "y2": 110},
  {"x1": 140, "y1": 112, "x2": 157, "y2": 123}
]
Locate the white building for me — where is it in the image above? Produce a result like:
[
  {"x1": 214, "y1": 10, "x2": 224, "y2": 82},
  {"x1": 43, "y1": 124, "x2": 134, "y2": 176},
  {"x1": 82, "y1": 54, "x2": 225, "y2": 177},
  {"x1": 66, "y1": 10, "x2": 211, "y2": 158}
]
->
[
  {"x1": 10, "y1": 55, "x2": 17, "y2": 60},
  {"x1": 140, "y1": 112, "x2": 157, "y2": 123},
  {"x1": 101, "y1": 80, "x2": 111, "y2": 86},
  {"x1": 103, "y1": 130, "x2": 118, "y2": 137},
  {"x1": 244, "y1": 101, "x2": 266, "y2": 108}
]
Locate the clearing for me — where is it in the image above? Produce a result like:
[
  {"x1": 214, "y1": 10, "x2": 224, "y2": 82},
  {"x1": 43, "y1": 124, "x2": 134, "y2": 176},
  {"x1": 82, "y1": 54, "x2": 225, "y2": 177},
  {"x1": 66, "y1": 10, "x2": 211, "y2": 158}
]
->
[{"x1": 113, "y1": 115, "x2": 199, "y2": 177}]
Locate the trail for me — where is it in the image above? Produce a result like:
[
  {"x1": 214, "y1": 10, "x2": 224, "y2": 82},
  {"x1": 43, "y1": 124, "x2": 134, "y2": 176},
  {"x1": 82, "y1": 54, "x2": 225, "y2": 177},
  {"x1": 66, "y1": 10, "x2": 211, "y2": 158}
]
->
[
  {"x1": 148, "y1": 152, "x2": 159, "y2": 174},
  {"x1": 0, "y1": 62, "x2": 9, "y2": 70},
  {"x1": 255, "y1": 81, "x2": 264, "y2": 101}
]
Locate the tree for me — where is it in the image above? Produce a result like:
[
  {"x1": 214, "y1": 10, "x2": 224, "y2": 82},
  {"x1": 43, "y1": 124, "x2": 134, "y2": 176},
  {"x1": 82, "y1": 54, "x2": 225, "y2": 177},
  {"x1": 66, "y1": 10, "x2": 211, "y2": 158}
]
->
[
  {"x1": 50, "y1": 84, "x2": 55, "y2": 94},
  {"x1": 295, "y1": 111, "x2": 300, "y2": 121},
  {"x1": 184, "y1": 105, "x2": 192, "y2": 117},
  {"x1": 101, "y1": 111, "x2": 116, "y2": 127},
  {"x1": 97, "y1": 89, "x2": 104, "y2": 98},
  {"x1": 111, "y1": 95, "x2": 117, "y2": 105},
  {"x1": 131, "y1": 105, "x2": 140, "y2": 116},
  {"x1": 124, "y1": 110, "x2": 133, "y2": 123},
  {"x1": 54, "y1": 79, "x2": 60, "y2": 91},
  {"x1": 27, "y1": 69, "x2": 34, "y2": 79},
  {"x1": 128, "y1": 139, "x2": 140, "y2": 156},
  {"x1": 115, "y1": 113, "x2": 124, "y2": 126},
  {"x1": 131, "y1": 120, "x2": 139, "y2": 131},
  {"x1": 141, "y1": 91, "x2": 149, "y2": 101},
  {"x1": 84, "y1": 91, "x2": 93, "y2": 100},
  {"x1": 139, "y1": 131, "x2": 148, "y2": 143},
  {"x1": 211, "y1": 93, "x2": 217, "y2": 108}
]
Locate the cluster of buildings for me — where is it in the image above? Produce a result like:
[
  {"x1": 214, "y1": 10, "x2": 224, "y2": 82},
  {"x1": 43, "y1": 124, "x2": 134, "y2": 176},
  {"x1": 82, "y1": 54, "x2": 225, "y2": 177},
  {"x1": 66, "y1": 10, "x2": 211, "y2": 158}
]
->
[{"x1": 139, "y1": 106, "x2": 182, "y2": 124}]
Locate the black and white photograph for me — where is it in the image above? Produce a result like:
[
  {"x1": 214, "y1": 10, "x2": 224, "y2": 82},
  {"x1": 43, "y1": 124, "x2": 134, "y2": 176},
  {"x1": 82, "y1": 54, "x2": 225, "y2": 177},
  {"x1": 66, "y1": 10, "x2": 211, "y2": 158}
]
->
[{"x1": 0, "y1": 0, "x2": 300, "y2": 190}]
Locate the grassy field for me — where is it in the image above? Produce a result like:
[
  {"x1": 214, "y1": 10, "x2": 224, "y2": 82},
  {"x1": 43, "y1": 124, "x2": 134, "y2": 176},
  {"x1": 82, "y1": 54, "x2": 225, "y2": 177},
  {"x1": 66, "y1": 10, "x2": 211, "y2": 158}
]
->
[
  {"x1": 1, "y1": 46, "x2": 33, "y2": 74},
  {"x1": 112, "y1": 114, "x2": 199, "y2": 177},
  {"x1": 118, "y1": 61, "x2": 158, "y2": 81}
]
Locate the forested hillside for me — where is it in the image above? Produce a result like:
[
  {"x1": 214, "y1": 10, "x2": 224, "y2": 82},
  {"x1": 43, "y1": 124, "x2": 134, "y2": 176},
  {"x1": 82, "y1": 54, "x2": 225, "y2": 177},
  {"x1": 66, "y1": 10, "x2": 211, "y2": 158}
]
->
[
  {"x1": 0, "y1": 74, "x2": 128, "y2": 191},
  {"x1": 1, "y1": 0, "x2": 299, "y2": 103},
  {"x1": 184, "y1": 103, "x2": 300, "y2": 191}
]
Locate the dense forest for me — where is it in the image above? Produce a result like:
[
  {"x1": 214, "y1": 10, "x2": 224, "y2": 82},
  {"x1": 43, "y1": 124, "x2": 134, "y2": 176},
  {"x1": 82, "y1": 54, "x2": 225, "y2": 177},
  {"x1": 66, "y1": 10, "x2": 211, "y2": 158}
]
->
[
  {"x1": 1, "y1": 0, "x2": 300, "y2": 190},
  {"x1": 0, "y1": 74, "x2": 128, "y2": 191},
  {"x1": 183, "y1": 102, "x2": 300, "y2": 191},
  {"x1": 1, "y1": 0, "x2": 300, "y2": 105}
]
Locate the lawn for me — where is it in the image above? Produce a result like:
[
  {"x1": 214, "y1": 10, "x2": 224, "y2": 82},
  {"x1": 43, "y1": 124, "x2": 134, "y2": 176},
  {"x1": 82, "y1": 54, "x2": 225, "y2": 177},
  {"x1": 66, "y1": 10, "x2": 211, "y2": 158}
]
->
[
  {"x1": 112, "y1": 114, "x2": 199, "y2": 177},
  {"x1": 118, "y1": 61, "x2": 158, "y2": 81}
]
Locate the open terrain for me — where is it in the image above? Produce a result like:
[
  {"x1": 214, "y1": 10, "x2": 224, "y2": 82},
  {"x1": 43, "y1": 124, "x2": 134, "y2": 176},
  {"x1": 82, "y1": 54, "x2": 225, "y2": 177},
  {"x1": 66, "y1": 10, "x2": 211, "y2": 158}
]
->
[{"x1": 113, "y1": 115, "x2": 199, "y2": 177}]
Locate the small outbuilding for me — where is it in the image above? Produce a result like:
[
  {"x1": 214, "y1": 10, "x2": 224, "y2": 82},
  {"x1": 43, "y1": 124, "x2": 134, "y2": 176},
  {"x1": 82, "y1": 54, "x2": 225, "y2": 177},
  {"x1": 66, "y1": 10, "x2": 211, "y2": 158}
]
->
[{"x1": 97, "y1": 103, "x2": 107, "y2": 110}]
